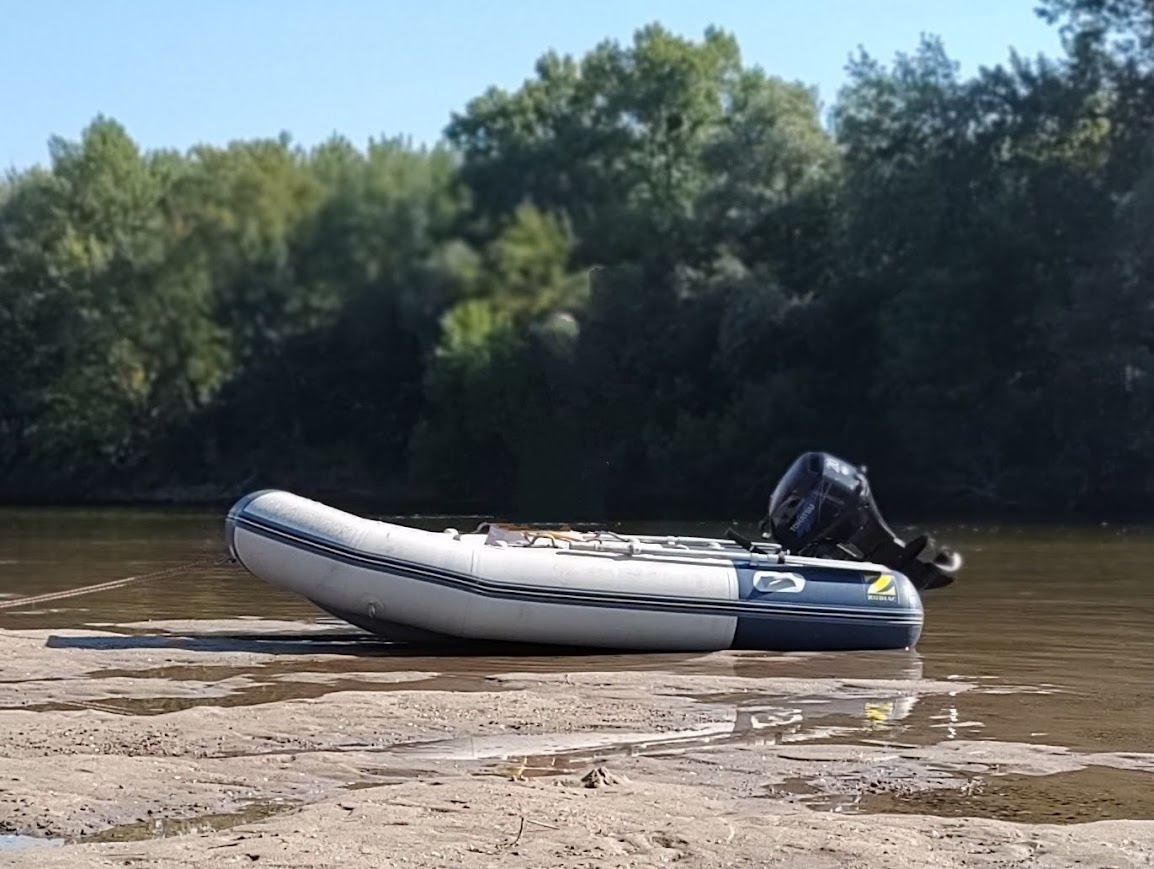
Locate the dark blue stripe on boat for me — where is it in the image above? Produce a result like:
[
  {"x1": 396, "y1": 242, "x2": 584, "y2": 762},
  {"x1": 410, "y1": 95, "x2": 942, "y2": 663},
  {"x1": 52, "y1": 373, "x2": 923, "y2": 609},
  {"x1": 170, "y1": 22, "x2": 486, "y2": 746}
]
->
[
  {"x1": 229, "y1": 503, "x2": 922, "y2": 640},
  {"x1": 731, "y1": 612, "x2": 920, "y2": 651}
]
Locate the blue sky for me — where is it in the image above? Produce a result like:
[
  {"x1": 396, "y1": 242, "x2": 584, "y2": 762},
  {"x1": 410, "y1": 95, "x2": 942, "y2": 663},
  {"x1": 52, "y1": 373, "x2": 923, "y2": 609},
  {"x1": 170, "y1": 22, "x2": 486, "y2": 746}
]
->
[{"x1": 1, "y1": 0, "x2": 1065, "y2": 172}]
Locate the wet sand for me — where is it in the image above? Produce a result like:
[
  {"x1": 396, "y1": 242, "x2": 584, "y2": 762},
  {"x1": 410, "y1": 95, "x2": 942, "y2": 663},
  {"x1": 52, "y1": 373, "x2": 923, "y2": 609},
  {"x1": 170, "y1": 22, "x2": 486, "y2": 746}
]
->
[{"x1": 2, "y1": 619, "x2": 1153, "y2": 867}]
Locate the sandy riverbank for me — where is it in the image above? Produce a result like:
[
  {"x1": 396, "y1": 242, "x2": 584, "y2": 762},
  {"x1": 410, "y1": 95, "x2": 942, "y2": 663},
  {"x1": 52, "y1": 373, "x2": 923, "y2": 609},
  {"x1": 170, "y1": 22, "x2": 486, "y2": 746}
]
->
[{"x1": 1, "y1": 619, "x2": 1152, "y2": 867}]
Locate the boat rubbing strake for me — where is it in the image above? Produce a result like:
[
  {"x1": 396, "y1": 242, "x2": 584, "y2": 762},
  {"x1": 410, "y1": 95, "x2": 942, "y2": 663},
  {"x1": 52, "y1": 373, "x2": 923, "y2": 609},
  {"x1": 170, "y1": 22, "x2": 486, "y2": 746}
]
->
[{"x1": 225, "y1": 452, "x2": 962, "y2": 652}]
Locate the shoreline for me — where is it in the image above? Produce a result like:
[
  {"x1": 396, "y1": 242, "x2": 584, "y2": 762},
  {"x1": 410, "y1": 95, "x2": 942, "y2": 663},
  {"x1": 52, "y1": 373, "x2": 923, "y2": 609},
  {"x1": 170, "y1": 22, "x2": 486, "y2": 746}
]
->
[
  {"x1": 0, "y1": 482, "x2": 1147, "y2": 529},
  {"x1": 0, "y1": 618, "x2": 1152, "y2": 867}
]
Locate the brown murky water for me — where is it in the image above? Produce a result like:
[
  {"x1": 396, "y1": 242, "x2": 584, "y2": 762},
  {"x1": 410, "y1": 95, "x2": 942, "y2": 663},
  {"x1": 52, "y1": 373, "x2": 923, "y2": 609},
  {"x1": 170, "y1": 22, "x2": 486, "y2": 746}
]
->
[{"x1": 2, "y1": 506, "x2": 1153, "y2": 830}]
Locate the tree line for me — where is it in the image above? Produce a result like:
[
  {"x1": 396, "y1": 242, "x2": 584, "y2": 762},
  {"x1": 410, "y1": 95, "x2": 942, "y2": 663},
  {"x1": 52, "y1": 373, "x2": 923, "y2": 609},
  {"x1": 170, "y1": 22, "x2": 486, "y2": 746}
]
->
[{"x1": 2, "y1": 0, "x2": 1152, "y2": 520}]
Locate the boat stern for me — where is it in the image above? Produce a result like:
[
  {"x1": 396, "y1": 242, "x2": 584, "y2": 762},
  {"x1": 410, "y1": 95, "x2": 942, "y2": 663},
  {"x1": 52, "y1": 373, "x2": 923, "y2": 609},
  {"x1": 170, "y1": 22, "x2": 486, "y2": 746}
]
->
[
  {"x1": 867, "y1": 568, "x2": 925, "y2": 649},
  {"x1": 732, "y1": 562, "x2": 925, "y2": 652}
]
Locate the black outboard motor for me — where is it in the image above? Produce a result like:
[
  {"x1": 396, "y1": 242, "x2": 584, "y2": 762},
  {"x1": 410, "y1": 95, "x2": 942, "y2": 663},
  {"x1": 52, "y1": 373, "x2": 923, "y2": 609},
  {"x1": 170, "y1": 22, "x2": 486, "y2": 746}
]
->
[{"x1": 759, "y1": 452, "x2": 962, "y2": 591}]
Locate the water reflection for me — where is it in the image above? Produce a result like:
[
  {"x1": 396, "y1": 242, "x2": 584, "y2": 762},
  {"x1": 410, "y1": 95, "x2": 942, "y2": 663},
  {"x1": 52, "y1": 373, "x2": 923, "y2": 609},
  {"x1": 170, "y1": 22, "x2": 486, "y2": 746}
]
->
[{"x1": 359, "y1": 674, "x2": 928, "y2": 773}]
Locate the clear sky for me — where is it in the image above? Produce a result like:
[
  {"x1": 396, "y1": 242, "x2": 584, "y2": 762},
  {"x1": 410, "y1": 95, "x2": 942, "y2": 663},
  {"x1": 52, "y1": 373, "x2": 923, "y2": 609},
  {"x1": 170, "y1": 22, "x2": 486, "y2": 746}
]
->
[{"x1": 1, "y1": 0, "x2": 1065, "y2": 173}]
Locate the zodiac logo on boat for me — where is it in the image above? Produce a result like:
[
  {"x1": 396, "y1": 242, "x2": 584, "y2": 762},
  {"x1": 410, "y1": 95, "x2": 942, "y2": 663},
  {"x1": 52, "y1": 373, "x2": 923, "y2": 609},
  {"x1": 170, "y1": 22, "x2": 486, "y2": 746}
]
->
[{"x1": 866, "y1": 573, "x2": 898, "y2": 600}]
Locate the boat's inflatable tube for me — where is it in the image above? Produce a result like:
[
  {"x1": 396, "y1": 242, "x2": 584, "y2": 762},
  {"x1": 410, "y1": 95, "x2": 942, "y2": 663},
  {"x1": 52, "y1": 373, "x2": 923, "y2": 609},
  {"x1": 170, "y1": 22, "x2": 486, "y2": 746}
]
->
[{"x1": 225, "y1": 490, "x2": 924, "y2": 652}]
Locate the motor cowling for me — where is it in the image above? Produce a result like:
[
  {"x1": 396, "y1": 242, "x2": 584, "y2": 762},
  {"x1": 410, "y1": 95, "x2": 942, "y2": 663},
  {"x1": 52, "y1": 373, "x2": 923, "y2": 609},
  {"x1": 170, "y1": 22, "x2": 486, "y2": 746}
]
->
[{"x1": 759, "y1": 452, "x2": 961, "y2": 591}]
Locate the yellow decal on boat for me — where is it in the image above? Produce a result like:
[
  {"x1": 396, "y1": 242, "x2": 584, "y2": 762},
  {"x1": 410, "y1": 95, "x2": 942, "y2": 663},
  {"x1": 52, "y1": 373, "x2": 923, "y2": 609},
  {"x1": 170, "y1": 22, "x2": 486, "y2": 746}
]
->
[
  {"x1": 865, "y1": 700, "x2": 895, "y2": 722},
  {"x1": 867, "y1": 574, "x2": 897, "y2": 599}
]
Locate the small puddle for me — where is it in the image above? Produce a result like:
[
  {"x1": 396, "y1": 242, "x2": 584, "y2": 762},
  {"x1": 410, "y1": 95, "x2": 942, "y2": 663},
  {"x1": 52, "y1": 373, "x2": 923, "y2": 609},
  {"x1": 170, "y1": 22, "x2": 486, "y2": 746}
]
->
[
  {"x1": 343, "y1": 767, "x2": 441, "y2": 788},
  {"x1": 763, "y1": 760, "x2": 978, "y2": 814},
  {"x1": 0, "y1": 834, "x2": 64, "y2": 851},
  {"x1": 850, "y1": 764, "x2": 1154, "y2": 824},
  {"x1": 13, "y1": 671, "x2": 505, "y2": 716},
  {"x1": 99, "y1": 664, "x2": 264, "y2": 682},
  {"x1": 76, "y1": 800, "x2": 295, "y2": 843}
]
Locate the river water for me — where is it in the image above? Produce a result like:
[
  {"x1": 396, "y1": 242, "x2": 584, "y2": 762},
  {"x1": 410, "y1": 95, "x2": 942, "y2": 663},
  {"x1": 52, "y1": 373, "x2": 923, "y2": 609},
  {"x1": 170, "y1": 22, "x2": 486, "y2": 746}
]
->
[{"x1": 1, "y1": 506, "x2": 1152, "y2": 824}]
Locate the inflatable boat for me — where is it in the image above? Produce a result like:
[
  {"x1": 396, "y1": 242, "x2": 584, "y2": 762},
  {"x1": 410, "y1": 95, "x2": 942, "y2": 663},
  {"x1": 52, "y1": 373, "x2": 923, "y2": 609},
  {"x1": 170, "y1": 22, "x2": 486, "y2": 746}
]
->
[{"x1": 225, "y1": 452, "x2": 962, "y2": 653}]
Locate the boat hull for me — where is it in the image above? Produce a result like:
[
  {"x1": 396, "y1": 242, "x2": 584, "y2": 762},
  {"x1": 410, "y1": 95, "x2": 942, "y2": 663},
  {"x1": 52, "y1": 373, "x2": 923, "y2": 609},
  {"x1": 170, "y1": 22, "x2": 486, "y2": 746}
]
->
[{"x1": 225, "y1": 490, "x2": 924, "y2": 652}]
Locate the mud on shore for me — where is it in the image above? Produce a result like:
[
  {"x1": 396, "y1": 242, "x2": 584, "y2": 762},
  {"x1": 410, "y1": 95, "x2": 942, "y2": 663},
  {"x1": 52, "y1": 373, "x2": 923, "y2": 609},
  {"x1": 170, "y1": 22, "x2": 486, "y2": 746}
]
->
[{"x1": 1, "y1": 619, "x2": 1153, "y2": 868}]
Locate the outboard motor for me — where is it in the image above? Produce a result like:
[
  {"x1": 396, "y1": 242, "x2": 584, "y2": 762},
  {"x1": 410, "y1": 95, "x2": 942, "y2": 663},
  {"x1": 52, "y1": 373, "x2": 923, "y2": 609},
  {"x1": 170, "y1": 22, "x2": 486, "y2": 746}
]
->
[{"x1": 759, "y1": 452, "x2": 962, "y2": 591}]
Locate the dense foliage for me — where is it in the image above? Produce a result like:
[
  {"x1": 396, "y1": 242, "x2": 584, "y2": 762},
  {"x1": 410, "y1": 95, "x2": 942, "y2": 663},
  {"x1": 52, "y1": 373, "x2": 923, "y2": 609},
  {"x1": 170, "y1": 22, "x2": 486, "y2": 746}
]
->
[{"x1": 2, "y1": 1, "x2": 1152, "y2": 519}]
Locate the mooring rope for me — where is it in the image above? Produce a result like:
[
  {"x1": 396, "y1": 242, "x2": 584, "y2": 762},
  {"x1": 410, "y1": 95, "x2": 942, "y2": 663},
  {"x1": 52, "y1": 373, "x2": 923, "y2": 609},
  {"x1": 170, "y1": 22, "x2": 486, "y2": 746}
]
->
[{"x1": 0, "y1": 553, "x2": 235, "y2": 611}]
